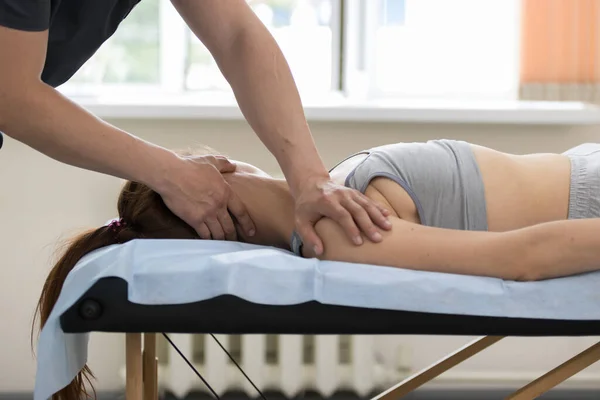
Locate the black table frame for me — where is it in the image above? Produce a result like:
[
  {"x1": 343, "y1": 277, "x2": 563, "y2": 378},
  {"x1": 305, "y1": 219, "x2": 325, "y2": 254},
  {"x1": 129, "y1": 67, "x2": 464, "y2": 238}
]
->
[{"x1": 60, "y1": 277, "x2": 600, "y2": 400}]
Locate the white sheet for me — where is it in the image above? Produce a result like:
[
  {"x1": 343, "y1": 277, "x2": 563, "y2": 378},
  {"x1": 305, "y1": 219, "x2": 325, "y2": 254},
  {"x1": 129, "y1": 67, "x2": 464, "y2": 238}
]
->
[{"x1": 34, "y1": 239, "x2": 600, "y2": 399}]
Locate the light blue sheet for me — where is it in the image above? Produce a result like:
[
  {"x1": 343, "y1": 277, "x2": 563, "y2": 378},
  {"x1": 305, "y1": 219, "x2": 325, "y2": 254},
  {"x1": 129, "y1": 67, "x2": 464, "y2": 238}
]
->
[{"x1": 34, "y1": 239, "x2": 600, "y2": 400}]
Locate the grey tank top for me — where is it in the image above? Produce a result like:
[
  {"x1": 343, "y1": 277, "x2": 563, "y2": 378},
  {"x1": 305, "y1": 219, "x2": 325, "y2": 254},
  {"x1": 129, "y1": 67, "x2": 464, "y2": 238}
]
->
[{"x1": 290, "y1": 139, "x2": 488, "y2": 256}]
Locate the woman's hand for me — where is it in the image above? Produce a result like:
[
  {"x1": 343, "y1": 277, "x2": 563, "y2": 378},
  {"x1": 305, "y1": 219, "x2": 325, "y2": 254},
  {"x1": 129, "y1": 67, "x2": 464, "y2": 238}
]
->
[
  {"x1": 156, "y1": 155, "x2": 256, "y2": 241},
  {"x1": 294, "y1": 176, "x2": 392, "y2": 255}
]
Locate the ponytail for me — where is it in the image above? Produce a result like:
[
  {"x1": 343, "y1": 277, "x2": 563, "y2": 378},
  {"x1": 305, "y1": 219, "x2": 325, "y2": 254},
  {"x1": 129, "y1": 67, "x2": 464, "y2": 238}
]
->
[{"x1": 32, "y1": 225, "x2": 134, "y2": 400}]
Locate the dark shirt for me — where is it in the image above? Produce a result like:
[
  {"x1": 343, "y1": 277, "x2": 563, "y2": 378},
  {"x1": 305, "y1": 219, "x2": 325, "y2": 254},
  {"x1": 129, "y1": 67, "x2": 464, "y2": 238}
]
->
[{"x1": 0, "y1": 0, "x2": 141, "y2": 87}]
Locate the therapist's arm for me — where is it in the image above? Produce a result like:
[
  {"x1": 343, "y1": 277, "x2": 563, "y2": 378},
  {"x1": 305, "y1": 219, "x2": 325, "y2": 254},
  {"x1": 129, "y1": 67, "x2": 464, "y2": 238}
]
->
[
  {"x1": 0, "y1": 25, "x2": 255, "y2": 240},
  {"x1": 171, "y1": 0, "x2": 392, "y2": 255},
  {"x1": 309, "y1": 213, "x2": 600, "y2": 282}
]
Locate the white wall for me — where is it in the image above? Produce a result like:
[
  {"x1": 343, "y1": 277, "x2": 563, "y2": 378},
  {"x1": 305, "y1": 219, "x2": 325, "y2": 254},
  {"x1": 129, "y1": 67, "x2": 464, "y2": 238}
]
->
[{"x1": 1, "y1": 118, "x2": 600, "y2": 393}]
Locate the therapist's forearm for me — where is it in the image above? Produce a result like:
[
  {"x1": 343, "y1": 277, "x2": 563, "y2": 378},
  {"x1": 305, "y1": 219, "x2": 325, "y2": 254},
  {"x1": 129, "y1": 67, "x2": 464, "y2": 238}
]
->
[
  {"x1": 214, "y1": 21, "x2": 328, "y2": 196},
  {"x1": 0, "y1": 82, "x2": 178, "y2": 190}
]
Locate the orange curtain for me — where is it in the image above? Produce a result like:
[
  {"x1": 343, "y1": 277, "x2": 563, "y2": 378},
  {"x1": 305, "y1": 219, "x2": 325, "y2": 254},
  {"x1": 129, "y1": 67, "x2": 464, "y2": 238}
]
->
[{"x1": 520, "y1": 0, "x2": 600, "y2": 100}]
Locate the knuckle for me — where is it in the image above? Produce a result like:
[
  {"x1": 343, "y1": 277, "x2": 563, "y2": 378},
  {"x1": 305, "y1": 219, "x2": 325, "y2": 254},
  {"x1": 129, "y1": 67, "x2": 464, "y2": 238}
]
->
[
  {"x1": 190, "y1": 214, "x2": 206, "y2": 227},
  {"x1": 342, "y1": 191, "x2": 354, "y2": 201},
  {"x1": 365, "y1": 224, "x2": 378, "y2": 234},
  {"x1": 343, "y1": 215, "x2": 358, "y2": 226},
  {"x1": 349, "y1": 202, "x2": 364, "y2": 212},
  {"x1": 357, "y1": 196, "x2": 371, "y2": 206},
  {"x1": 321, "y1": 193, "x2": 335, "y2": 205},
  {"x1": 222, "y1": 219, "x2": 234, "y2": 231},
  {"x1": 336, "y1": 207, "x2": 350, "y2": 219},
  {"x1": 350, "y1": 195, "x2": 368, "y2": 207},
  {"x1": 204, "y1": 210, "x2": 217, "y2": 220},
  {"x1": 216, "y1": 195, "x2": 228, "y2": 208},
  {"x1": 363, "y1": 214, "x2": 377, "y2": 225},
  {"x1": 359, "y1": 209, "x2": 372, "y2": 219},
  {"x1": 222, "y1": 185, "x2": 232, "y2": 198},
  {"x1": 368, "y1": 203, "x2": 381, "y2": 213}
]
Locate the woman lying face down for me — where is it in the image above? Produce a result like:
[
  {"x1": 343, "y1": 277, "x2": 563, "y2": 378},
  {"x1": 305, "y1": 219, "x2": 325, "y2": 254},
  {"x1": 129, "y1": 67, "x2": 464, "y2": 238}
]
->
[{"x1": 34, "y1": 139, "x2": 600, "y2": 400}]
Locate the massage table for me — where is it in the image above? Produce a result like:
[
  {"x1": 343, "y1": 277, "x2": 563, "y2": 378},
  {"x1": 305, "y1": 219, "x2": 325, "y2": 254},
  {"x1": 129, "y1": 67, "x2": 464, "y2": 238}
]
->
[{"x1": 35, "y1": 239, "x2": 600, "y2": 400}]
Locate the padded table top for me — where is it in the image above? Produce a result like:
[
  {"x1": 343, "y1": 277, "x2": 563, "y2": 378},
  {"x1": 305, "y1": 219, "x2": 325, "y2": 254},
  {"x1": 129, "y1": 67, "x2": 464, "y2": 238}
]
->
[
  {"x1": 61, "y1": 276, "x2": 600, "y2": 337},
  {"x1": 35, "y1": 239, "x2": 600, "y2": 400}
]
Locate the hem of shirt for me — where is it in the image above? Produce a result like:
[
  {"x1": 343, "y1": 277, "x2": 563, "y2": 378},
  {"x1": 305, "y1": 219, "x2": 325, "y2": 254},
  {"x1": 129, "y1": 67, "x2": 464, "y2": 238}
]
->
[{"x1": 0, "y1": 18, "x2": 49, "y2": 32}]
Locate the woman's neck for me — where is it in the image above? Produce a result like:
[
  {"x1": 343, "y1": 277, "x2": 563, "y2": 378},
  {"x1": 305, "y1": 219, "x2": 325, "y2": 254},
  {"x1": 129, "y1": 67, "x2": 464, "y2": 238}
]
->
[{"x1": 226, "y1": 172, "x2": 296, "y2": 250}]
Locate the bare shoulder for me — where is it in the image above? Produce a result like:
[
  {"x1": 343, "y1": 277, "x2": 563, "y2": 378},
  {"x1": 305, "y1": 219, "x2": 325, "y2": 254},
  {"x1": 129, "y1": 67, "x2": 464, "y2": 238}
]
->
[
  {"x1": 368, "y1": 178, "x2": 421, "y2": 223},
  {"x1": 329, "y1": 151, "x2": 421, "y2": 222}
]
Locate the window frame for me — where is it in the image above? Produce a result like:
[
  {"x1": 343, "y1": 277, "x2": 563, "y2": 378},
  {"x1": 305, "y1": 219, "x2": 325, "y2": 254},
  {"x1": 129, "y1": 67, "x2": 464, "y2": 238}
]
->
[
  {"x1": 339, "y1": 0, "x2": 379, "y2": 99},
  {"x1": 57, "y1": 0, "x2": 600, "y2": 125},
  {"x1": 159, "y1": 0, "x2": 188, "y2": 93},
  {"x1": 61, "y1": 0, "x2": 344, "y2": 98},
  {"x1": 61, "y1": 0, "x2": 520, "y2": 101}
]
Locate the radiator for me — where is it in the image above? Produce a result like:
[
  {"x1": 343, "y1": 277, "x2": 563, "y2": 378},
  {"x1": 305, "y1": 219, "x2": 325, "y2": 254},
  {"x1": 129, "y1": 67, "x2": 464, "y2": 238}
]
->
[{"x1": 120, "y1": 334, "x2": 398, "y2": 399}]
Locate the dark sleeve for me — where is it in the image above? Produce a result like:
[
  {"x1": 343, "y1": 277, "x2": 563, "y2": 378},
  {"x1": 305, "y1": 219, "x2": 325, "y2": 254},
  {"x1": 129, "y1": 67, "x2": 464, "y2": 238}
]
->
[{"x1": 0, "y1": 0, "x2": 50, "y2": 31}]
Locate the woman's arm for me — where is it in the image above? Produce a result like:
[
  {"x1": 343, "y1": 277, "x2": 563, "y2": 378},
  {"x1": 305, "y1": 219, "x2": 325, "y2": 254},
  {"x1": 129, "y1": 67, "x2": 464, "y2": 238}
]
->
[{"x1": 307, "y1": 216, "x2": 600, "y2": 281}]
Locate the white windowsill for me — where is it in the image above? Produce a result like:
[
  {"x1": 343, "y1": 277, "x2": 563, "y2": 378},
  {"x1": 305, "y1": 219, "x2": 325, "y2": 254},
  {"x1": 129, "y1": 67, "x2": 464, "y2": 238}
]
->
[{"x1": 65, "y1": 91, "x2": 600, "y2": 125}]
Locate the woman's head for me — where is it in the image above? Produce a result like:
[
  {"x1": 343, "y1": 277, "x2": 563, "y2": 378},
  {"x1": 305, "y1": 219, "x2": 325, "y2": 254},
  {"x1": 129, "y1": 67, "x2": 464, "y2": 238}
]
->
[{"x1": 31, "y1": 152, "x2": 292, "y2": 400}]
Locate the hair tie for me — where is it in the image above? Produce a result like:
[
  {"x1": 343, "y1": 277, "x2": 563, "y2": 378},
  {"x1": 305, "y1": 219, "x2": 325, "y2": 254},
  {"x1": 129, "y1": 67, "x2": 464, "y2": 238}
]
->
[
  {"x1": 107, "y1": 219, "x2": 128, "y2": 243},
  {"x1": 108, "y1": 218, "x2": 126, "y2": 230}
]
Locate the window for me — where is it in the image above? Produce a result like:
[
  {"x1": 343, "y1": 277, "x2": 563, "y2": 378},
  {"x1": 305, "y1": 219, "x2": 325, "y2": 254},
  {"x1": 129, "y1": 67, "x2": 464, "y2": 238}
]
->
[
  {"x1": 68, "y1": 0, "x2": 160, "y2": 87},
  {"x1": 368, "y1": 0, "x2": 520, "y2": 100},
  {"x1": 186, "y1": 0, "x2": 336, "y2": 94},
  {"x1": 61, "y1": 0, "x2": 520, "y2": 102}
]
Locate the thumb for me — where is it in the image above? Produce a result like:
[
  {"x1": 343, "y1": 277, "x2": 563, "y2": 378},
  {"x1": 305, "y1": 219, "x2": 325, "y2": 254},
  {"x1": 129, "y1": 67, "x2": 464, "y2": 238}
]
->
[
  {"x1": 212, "y1": 156, "x2": 237, "y2": 173},
  {"x1": 297, "y1": 222, "x2": 324, "y2": 257}
]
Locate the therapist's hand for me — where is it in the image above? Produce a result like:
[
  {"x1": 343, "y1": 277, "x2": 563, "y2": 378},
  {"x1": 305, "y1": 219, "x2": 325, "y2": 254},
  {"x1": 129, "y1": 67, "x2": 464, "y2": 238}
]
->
[
  {"x1": 294, "y1": 176, "x2": 392, "y2": 256},
  {"x1": 158, "y1": 155, "x2": 256, "y2": 241}
]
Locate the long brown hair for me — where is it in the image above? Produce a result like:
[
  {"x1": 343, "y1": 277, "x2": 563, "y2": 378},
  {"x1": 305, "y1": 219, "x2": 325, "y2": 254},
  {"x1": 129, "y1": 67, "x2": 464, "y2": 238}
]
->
[{"x1": 33, "y1": 180, "x2": 201, "y2": 400}]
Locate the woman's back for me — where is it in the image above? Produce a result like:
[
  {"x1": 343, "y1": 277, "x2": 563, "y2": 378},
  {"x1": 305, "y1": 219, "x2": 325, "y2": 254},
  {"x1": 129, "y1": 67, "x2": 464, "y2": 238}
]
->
[{"x1": 330, "y1": 139, "x2": 572, "y2": 232}]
